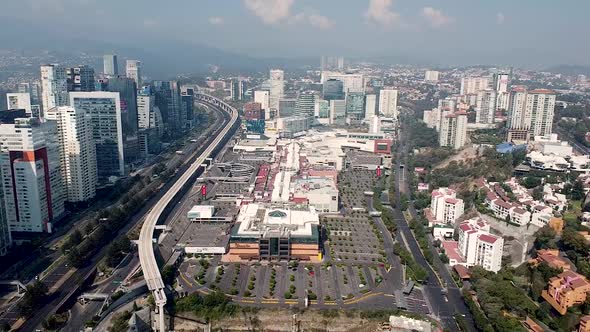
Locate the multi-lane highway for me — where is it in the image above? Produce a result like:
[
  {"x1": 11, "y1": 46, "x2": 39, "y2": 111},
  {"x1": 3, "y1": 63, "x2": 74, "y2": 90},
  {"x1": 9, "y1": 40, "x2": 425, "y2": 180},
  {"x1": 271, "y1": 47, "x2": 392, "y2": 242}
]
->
[
  {"x1": 138, "y1": 93, "x2": 239, "y2": 332},
  {"x1": 0, "y1": 96, "x2": 230, "y2": 332}
]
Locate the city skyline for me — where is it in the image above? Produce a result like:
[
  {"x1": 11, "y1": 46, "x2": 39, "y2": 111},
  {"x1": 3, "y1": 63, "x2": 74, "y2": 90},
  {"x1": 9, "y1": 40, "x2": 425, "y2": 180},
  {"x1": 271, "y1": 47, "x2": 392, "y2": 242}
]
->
[{"x1": 0, "y1": 1, "x2": 589, "y2": 67}]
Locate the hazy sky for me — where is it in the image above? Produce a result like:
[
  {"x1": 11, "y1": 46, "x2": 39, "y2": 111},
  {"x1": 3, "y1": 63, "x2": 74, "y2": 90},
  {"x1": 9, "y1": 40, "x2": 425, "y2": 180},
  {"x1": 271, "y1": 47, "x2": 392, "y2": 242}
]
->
[{"x1": 1, "y1": 0, "x2": 589, "y2": 66}]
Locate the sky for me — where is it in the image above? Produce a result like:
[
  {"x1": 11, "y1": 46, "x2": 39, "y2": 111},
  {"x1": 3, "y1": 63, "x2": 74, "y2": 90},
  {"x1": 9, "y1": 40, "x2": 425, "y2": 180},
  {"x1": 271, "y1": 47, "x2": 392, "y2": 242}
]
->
[{"x1": 0, "y1": 0, "x2": 589, "y2": 67}]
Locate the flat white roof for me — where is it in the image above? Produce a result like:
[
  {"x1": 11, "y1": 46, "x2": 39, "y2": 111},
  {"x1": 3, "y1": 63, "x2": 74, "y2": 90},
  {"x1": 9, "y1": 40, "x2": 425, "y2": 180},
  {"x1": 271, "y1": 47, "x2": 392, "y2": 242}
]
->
[{"x1": 235, "y1": 203, "x2": 319, "y2": 238}]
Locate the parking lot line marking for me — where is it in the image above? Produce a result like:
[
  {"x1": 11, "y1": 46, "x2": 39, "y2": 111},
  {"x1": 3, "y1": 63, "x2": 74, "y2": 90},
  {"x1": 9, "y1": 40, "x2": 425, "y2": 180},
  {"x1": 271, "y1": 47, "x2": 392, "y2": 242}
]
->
[
  {"x1": 180, "y1": 273, "x2": 195, "y2": 288},
  {"x1": 343, "y1": 291, "x2": 383, "y2": 304},
  {"x1": 384, "y1": 294, "x2": 395, "y2": 297}
]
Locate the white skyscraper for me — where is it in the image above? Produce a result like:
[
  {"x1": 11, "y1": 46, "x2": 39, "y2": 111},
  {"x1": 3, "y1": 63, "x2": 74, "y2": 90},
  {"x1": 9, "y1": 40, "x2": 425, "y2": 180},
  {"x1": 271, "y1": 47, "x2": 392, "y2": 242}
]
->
[
  {"x1": 460, "y1": 76, "x2": 490, "y2": 95},
  {"x1": 6, "y1": 93, "x2": 32, "y2": 115},
  {"x1": 378, "y1": 88, "x2": 399, "y2": 119},
  {"x1": 254, "y1": 90, "x2": 270, "y2": 114},
  {"x1": 126, "y1": 60, "x2": 142, "y2": 88},
  {"x1": 40, "y1": 64, "x2": 68, "y2": 115},
  {"x1": 507, "y1": 88, "x2": 556, "y2": 141},
  {"x1": 475, "y1": 89, "x2": 497, "y2": 124},
  {"x1": 425, "y1": 70, "x2": 440, "y2": 82},
  {"x1": 69, "y1": 92, "x2": 125, "y2": 178},
  {"x1": 321, "y1": 71, "x2": 364, "y2": 93},
  {"x1": 494, "y1": 73, "x2": 510, "y2": 94},
  {"x1": 439, "y1": 111, "x2": 468, "y2": 149},
  {"x1": 45, "y1": 107, "x2": 97, "y2": 203},
  {"x1": 103, "y1": 54, "x2": 119, "y2": 76},
  {"x1": 269, "y1": 69, "x2": 284, "y2": 112},
  {"x1": 137, "y1": 94, "x2": 154, "y2": 129},
  {"x1": 0, "y1": 118, "x2": 65, "y2": 233},
  {"x1": 364, "y1": 94, "x2": 377, "y2": 120}
]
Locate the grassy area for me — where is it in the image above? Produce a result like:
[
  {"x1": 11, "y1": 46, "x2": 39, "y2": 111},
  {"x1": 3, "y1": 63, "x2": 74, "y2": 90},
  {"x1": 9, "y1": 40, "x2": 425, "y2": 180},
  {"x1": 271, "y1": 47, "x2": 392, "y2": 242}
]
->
[{"x1": 564, "y1": 200, "x2": 582, "y2": 224}]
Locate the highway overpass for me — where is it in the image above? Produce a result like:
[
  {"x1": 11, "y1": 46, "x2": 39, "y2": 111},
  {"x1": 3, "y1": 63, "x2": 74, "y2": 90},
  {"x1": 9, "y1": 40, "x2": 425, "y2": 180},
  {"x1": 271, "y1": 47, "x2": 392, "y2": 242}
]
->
[{"x1": 138, "y1": 93, "x2": 239, "y2": 331}]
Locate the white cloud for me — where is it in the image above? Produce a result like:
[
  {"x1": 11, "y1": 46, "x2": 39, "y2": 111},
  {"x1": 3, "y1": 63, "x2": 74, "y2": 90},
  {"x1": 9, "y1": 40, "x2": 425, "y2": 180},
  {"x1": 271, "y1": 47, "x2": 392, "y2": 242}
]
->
[
  {"x1": 208, "y1": 16, "x2": 224, "y2": 25},
  {"x1": 243, "y1": 0, "x2": 334, "y2": 29},
  {"x1": 307, "y1": 14, "x2": 334, "y2": 29},
  {"x1": 421, "y1": 7, "x2": 453, "y2": 27},
  {"x1": 364, "y1": 0, "x2": 401, "y2": 27},
  {"x1": 243, "y1": 0, "x2": 294, "y2": 25},
  {"x1": 496, "y1": 12, "x2": 505, "y2": 25}
]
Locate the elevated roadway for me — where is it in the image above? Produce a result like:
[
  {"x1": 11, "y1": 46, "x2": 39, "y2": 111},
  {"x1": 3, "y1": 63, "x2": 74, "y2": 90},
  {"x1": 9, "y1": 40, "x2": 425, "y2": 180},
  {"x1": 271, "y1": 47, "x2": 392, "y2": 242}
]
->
[{"x1": 138, "y1": 93, "x2": 239, "y2": 331}]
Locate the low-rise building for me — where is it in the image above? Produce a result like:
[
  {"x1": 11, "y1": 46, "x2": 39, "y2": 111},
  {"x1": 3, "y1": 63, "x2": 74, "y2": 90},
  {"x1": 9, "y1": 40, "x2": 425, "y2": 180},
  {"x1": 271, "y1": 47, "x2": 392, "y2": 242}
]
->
[
  {"x1": 529, "y1": 249, "x2": 573, "y2": 271},
  {"x1": 225, "y1": 203, "x2": 321, "y2": 262},
  {"x1": 290, "y1": 176, "x2": 338, "y2": 213},
  {"x1": 542, "y1": 270, "x2": 590, "y2": 315}
]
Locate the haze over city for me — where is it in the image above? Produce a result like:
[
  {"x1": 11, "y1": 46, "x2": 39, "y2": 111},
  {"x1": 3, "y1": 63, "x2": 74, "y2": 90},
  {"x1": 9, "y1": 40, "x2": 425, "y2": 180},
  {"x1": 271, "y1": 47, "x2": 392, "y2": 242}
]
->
[
  {"x1": 0, "y1": 0, "x2": 589, "y2": 68},
  {"x1": 0, "y1": 1, "x2": 590, "y2": 332}
]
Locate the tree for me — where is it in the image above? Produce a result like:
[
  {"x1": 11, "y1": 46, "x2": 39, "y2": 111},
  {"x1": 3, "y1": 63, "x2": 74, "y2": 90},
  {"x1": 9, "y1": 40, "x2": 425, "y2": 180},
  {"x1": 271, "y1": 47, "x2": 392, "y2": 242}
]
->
[
  {"x1": 562, "y1": 228, "x2": 588, "y2": 253},
  {"x1": 67, "y1": 247, "x2": 85, "y2": 268},
  {"x1": 533, "y1": 226, "x2": 557, "y2": 250},
  {"x1": 17, "y1": 281, "x2": 49, "y2": 318},
  {"x1": 571, "y1": 180, "x2": 586, "y2": 201},
  {"x1": 110, "y1": 311, "x2": 132, "y2": 332},
  {"x1": 162, "y1": 265, "x2": 176, "y2": 285},
  {"x1": 521, "y1": 177, "x2": 542, "y2": 189},
  {"x1": 532, "y1": 187, "x2": 543, "y2": 201}
]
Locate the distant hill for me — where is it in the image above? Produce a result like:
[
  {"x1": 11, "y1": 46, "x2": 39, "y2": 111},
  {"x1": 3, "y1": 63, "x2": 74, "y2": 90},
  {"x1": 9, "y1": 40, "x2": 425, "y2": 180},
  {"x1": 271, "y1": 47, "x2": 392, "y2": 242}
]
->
[{"x1": 545, "y1": 65, "x2": 590, "y2": 76}]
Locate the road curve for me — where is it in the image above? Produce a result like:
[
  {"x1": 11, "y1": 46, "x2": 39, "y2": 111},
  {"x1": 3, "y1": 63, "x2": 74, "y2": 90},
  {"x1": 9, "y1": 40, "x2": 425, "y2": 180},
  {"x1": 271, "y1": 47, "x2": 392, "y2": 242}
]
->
[{"x1": 138, "y1": 93, "x2": 239, "y2": 331}]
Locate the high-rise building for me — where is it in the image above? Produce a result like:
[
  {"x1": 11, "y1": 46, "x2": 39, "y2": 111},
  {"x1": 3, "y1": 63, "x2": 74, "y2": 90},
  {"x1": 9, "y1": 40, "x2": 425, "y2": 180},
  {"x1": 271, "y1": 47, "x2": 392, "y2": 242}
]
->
[
  {"x1": 378, "y1": 88, "x2": 399, "y2": 119},
  {"x1": 230, "y1": 79, "x2": 244, "y2": 101},
  {"x1": 425, "y1": 70, "x2": 440, "y2": 82},
  {"x1": 294, "y1": 91, "x2": 315, "y2": 121},
  {"x1": 20, "y1": 82, "x2": 42, "y2": 113},
  {"x1": 154, "y1": 81, "x2": 182, "y2": 132},
  {"x1": 458, "y1": 218, "x2": 503, "y2": 273},
  {"x1": 314, "y1": 99, "x2": 330, "y2": 122},
  {"x1": 66, "y1": 65, "x2": 95, "y2": 92},
  {"x1": 439, "y1": 111, "x2": 468, "y2": 149},
  {"x1": 323, "y1": 79, "x2": 344, "y2": 101},
  {"x1": 103, "y1": 54, "x2": 119, "y2": 76},
  {"x1": 0, "y1": 117, "x2": 65, "y2": 233},
  {"x1": 45, "y1": 107, "x2": 97, "y2": 203},
  {"x1": 364, "y1": 94, "x2": 377, "y2": 120},
  {"x1": 438, "y1": 98, "x2": 457, "y2": 112},
  {"x1": 137, "y1": 93, "x2": 155, "y2": 130},
  {"x1": 422, "y1": 108, "x2": 442, "y2": 130},
  {"x1": 345, "y1": 92, "x2": 365, "y2": 120},
  {"x1": 320, "y1": 56, "x2": 344, "y2": 71},
  {"x1": 40, "y1": 64, "x2": 68, "y2": 115},
  {"x1": 269, "y1": 69, "x2": 284, "y2": 112},
  {"x1": 126, "y1": 60, "x2": 141, "y2": 88},
  {"x1": 460, "y1": 76, "x2": 490, "y2": 95},
  {"x1": 107, "y1": 77, "x2": 138, "y2": 136},
  {"x1": 493, "y1": 73, "x2": 510, "y2": 94},
  {"x1": 330, "y1": 99, "x2": 346, "y2": 125},
  {"x1": 278, "y1": 98, "x2": 296, "y2": 118},
  {"x1": 254, "y1": 90, "x2": 270, "y2": 112},
  {"x1": 18, "y1": 83, "x2": 30, "y2": 94},
  {"x1": 6, "y1": 93, "x2": 32, "y2": 115},
  {"x1": 69, "y1": 92, "x2": 125, "y2": 178},
  {"x1": 321, "y1": 71, "x2": 364, "y2": 93},
  {"x1": 475, "y1": 89, "x2": 497, "y2": 124},
  {"x1": 0, "y1": 183, "x2": 11, "y2": 255},
  {"x1": 430, "y1": 187, "x2": 465, "y2": 224},
  {"x1": 181, "y1": 91, "x2": 194, "y2": 126},
  {"x1": 507, "y1": 87, "x2": 556, "y2": 141}
]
